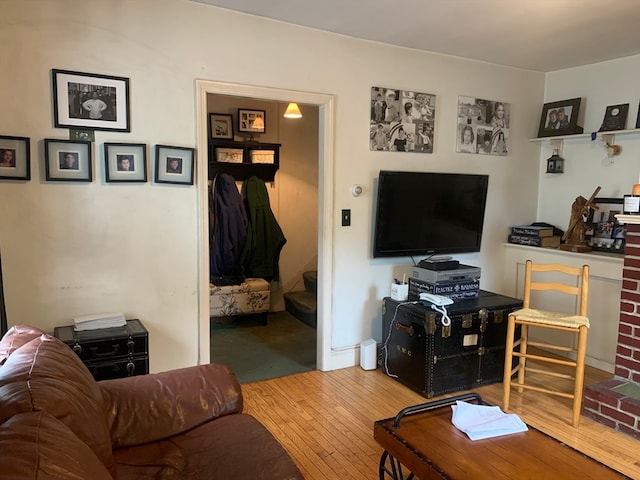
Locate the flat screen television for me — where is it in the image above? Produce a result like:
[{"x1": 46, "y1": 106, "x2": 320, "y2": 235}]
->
[{"x1": 373, "y1": 170, "x2": 489, "y2": 258}]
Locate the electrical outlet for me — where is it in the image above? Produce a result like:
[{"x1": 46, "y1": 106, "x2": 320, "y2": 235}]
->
[{"x1": 342, "y1": 209, "x2": 351, "y2": 226}]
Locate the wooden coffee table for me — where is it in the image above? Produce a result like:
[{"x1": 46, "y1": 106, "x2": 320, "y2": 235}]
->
[{"x1": 374, "y1": 393, "x2": 629, "y2": 480}]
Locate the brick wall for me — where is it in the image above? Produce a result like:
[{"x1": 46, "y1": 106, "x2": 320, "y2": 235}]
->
[
  {"x1": 583, "y1": 223, "x2": 640, "y2": 439},
  {"x1": 617, "y1": 225, "x2": 640, "y2": 383}
]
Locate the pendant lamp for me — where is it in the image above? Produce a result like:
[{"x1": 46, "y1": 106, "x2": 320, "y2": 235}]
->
[{"x1": 284, "y1": 102, "x2": 302, "y2": 118}]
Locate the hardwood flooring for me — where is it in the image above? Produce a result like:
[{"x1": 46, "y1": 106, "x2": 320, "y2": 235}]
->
[{"x1": 242, "y1": 365, "x2": 640, "y2": 479}]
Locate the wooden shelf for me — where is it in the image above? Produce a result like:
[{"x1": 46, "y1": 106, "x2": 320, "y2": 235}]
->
[
  {"x1": 529, "y1": 128, "x2": 640, "y2": 144},
  {"x1": 208, "y1": 140, "x2": 280, "y2": 182}
]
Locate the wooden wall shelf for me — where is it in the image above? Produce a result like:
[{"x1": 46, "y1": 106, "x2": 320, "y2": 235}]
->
[
  {"x1": 208, "y1": 140, "x2": 280, "y2": 182},
  {"x1": 529, "y1": 128, "x2": 640, "y2": 145}
]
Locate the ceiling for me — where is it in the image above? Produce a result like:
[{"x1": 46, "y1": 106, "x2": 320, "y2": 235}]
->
[{"x1": 189, "y1": 0, "x2": 640, "y2": 72}]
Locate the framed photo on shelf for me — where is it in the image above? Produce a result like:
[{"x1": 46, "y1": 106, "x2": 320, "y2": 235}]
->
[
  {"x1": 237, "y1": 109, "x2": 266, "y2": 134},
  {"x1": 0, "y1": 135, "x2": 30, "y2": 181},
  {"x1": 52, "y1": 69, "x2": 130, "y2": 132},
  {"x1": 599, "y1": 103, "x2": 629, "y2": 132},
  {"x1": 536, "y1": 97, "x2": 582, "y2": 138},
  {"x1": 585, "y1": 197, "x2": 625, "y2": 254},
  {"x1": 154, "y1": 144, "x2": 195, "y2": 185},
  {"x1": 209, "y1": 113, "x2": 234, "y2": 140},
  {"x1": 44, "y1": 138, "x2": 92, "y2": 182},
  {"x1": 104, "y1": 142, "x2": 147, "y2": 183}
]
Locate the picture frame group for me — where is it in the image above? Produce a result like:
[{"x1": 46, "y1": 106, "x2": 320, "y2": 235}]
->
[
  {"x1": 0, "y1": 135, "x2": 30, "y2": 180},
  {"x1": 585, "y1": 197, "x2": 625, "y2": 254},
  {"x1": 4, "y1": 137, "x2": 195, "y2": 186},
  {"x1": 369, "y1": 86, "x2": 436, "y2": 153},
  {"x1": 456, "y1": 96, "x2": 510, "y2": 156}
]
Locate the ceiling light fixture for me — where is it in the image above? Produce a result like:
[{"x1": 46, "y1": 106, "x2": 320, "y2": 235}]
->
[{"x1": 284, "y1": 102, "x2": 302, "y2": 118}]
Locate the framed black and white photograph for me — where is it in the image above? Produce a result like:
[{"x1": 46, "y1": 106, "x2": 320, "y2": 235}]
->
[
  {"x1": 537, "y1": 97, "x2": 582, "y2": 138},
  {"x1": 44, "y1": 138, "x2": 92, "y2": 182},
  {"x1": 52, "y1": 69, "x2": 130, "y2": 132},
  {"x1": 599, "y1": 103, "x2": 629, "y2": 132},
  {"x1": 154, "y1": 144, "x2": 195, "y2": 185},
  {"x1": 456, "y1": 96, "x2": 510, "y2": 156},
  {"x1": 0, "y1": 135, "x2": 30, "y2": 181},
  {"x1": 369, "y1": 86, "x2": 436, "y2": 153},
  {"x1": 585, "y1": 197, "x2": 625, "y2": 254},
  {"x1": 237, "y1": 109, "x2": 266, "y2": 134},
  {"x1": 104, "y1": 142, "x2": 147, "y2": 183},
  {"x1": 209, "y1": 113, "x2": 234, "y2": 140}
]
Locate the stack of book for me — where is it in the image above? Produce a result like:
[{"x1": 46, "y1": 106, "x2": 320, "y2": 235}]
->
[{"x1": 508, "y1": 225, "x2": 561, "y2": 248}]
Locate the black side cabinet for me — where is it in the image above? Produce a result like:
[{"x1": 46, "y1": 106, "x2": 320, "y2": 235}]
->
[
  {"x1": 54, "y1": 319, "x2": 149, "y2": 381},
  {"x1": 382, "y1": 291, "x2": 522, "y2": 398}
]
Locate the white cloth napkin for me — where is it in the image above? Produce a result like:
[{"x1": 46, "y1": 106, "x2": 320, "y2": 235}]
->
[{"x1": 451, "y1": 400, "x2": 528, "y2": 441}]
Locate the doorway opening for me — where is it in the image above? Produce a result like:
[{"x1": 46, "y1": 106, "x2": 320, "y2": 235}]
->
[{"x1": 195, "y1": 80, "x2": 335, "y2": 373}]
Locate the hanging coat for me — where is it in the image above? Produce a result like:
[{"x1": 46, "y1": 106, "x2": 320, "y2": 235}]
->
[
  {"x1": 240, "y1": 176, "x2": 287, "y2": 281},
  {"x1": 210, "y1": 173, "x2": 247, "y2": 284}
]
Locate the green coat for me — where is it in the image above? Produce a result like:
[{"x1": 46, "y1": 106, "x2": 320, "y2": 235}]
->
[{"x1": 240, "y1": 176, "x2": 286, "y2": 280}]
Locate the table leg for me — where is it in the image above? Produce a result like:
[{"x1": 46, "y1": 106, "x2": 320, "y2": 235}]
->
[{"x1": 379, "y1": 450, "x2": 415, "y2": 480}]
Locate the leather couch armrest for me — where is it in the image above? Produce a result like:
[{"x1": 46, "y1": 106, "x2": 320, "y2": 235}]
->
[{"x1": 100, "y1": 363, "x2": 243, "y2": 449}]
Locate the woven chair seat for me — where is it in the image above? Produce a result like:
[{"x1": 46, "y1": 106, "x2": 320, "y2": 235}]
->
[{"x1": 511, "y1": 307, "x2": 589, "y2": 329}]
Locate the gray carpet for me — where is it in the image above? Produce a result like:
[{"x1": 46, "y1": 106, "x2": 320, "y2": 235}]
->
[{"x1": 210, "y1": 311, "x2": 316, "y2": 384}]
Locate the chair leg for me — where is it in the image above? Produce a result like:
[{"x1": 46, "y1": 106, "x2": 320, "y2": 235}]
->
[
  {"x1": 572, "y1": 325, "x2": 588, "y2": 427},
  {"x1": 502, "y1": 315, "x2": 517, "y2": 411},
  {"x1": 516, "y1": 323, "x2": 528, "y2": 393}
]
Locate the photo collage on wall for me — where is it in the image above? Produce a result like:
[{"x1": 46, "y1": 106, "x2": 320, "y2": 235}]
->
[
  {"x1": 457, "y1": 96, "x2": 510, "y2": 156},
  {"x1": 370, "y1": 86, "x2": 436, "y2": 153}
]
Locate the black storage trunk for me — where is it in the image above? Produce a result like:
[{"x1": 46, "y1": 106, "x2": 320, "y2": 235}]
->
[
  {"x1": 54, "y1": 319, "x2": 149, "y2": 381},
  {"x1": 382, "y1": 290, "x2": 522, "y2": 398}
]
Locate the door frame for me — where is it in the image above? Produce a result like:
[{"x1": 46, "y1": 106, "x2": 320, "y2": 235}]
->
[{"x1": 195, "y1": 80, "x2": 334, "y2": 370}]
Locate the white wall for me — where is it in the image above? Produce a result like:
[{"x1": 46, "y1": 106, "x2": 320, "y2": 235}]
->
[
  {"x1": 537, "y1": 55, "x2": 640, "y2": 228},
  {"x1": 0, "y1": 0, "x2": 544, "y2": 372}
]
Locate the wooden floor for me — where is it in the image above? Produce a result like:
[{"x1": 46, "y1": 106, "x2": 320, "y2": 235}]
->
[{"x1": 242, "y1": 364, "x2": 640, "y2": 479}]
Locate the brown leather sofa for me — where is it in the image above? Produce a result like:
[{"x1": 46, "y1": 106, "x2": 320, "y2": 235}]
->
[{"x1": 0, "y1": 325, "x2": 304, "y2": 479}]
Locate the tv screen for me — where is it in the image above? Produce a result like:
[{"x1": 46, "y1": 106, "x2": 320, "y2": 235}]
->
[{"x1": 373, "y1": 170, "x2": 489, "y2": 258}]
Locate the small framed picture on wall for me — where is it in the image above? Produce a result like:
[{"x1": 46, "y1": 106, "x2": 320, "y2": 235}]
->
[
  {"x1": 104, "y1": 142, "x2": 147, "y2": 183},
  {"x1": 0, "y1": 135, "x2": 30, "y2": 181},
  {"x1": 154, "y1": 144, "x2": 195, "y2": 185},
  {"x1": 44, "y1": 138, "x2": 92, "y2": 182}
]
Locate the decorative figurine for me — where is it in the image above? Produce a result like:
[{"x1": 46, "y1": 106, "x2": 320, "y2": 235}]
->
[{"x1": 560, "y1": 186, "x2": 601, "y2": 252}]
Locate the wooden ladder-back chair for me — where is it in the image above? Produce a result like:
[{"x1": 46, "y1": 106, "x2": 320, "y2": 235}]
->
[{"x1": 503, "y1": 260, "x2": 590, "y2": 427}]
